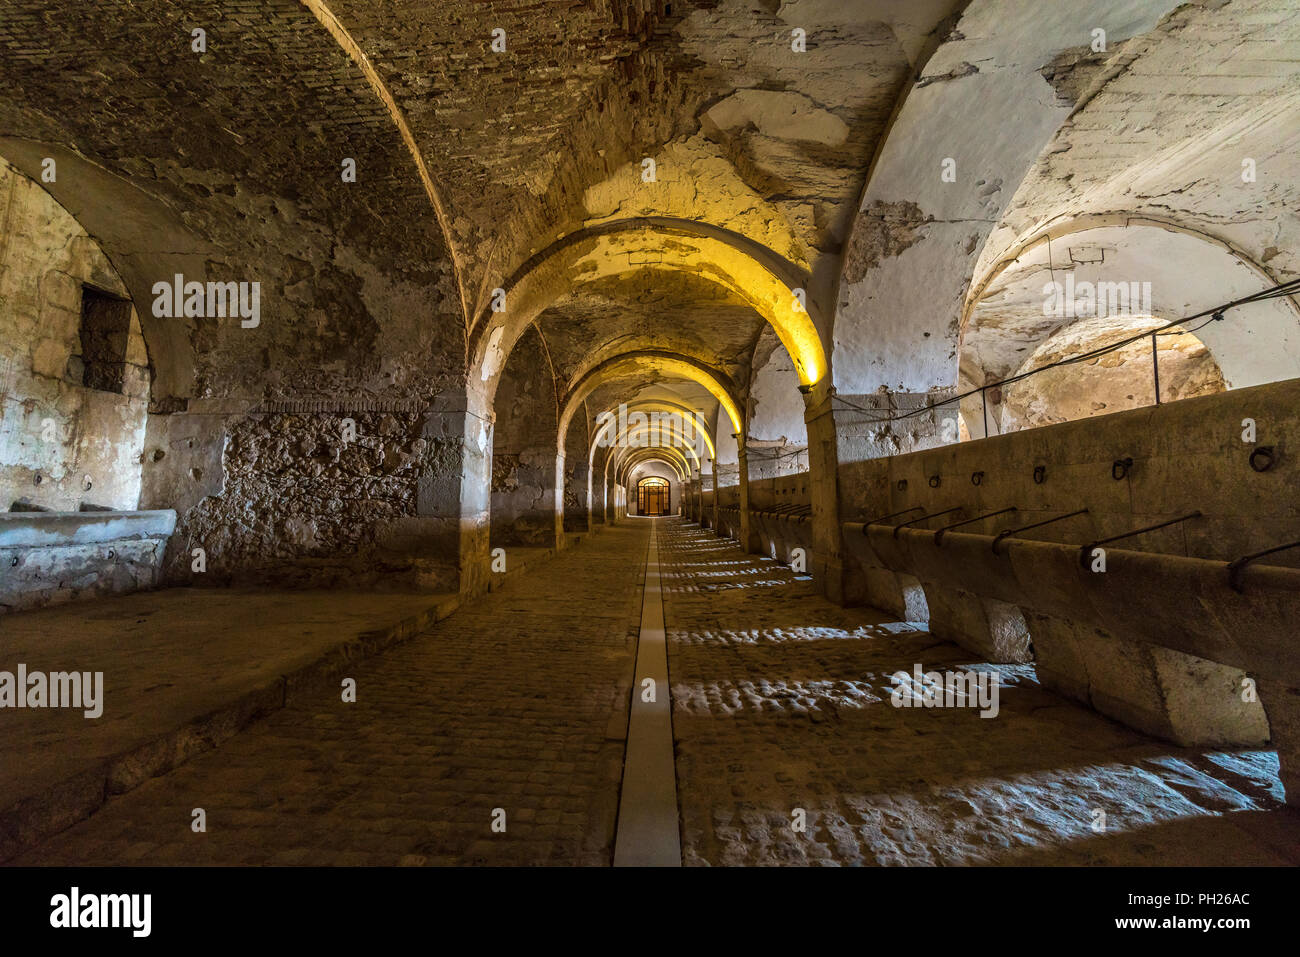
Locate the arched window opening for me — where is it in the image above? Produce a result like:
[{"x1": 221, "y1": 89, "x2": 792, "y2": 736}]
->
[
  {"x1": 0, "y1": 161, "x2": 151, "y2": 513},
  {"x1": 958, "y1": 223, "x2": 1298, "y2": 441},
  {"x1": 996, "y1": 314, "x2": 1225, "y2": 433}
]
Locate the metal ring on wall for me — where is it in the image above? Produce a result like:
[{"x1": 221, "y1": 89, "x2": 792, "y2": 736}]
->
[{"x1": 1250, "y1": 446, "x2": 1276, "y2": 473}]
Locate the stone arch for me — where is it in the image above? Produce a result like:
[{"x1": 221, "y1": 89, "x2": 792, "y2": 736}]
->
[
  {"x1": 609, "y1": 426, "x2": 701, "y2": 479},
  {"x1": 598, "y1": 445, "x2": 692, "y2": 524},
  {"x1": 558, "y1": 351, "x2": 744, "y2": 444},
  {"x1": 0, "y1": 156, "x2": 154, "y2": 513},
  {"x1": 552, "y1": 352, "x2": 739, "y2": 541},
  {"x1": 464, "y1": 219, "x2": 819, "y2": 561},
  {"x1": 559, "y1": 351, "x2": 740, "y2": 531},
  {"x1": 589, "y1": 400, "x2": 716, "y2": 464},
  {"x1": 470, "y1": 222, "x2": 827, "y2": 399},
  {"x1": 958, "y1": 217, "x2": 1300, "y2": 437},
  {"x1": 805, "y1": 0, "x2": 1193, "y2": 601},
  {"x1": 585, "y1": 399, "x2": 715, "y2": 529},
  {"x1": 0, "y1": 141, "x2": 209, "y2": 404},
  {"x1": 831, "y1": 0, "x2": 1185, "y2": 403},
  {"x1": 618, "y1": 447, "x2": 690, "y2": 485}
]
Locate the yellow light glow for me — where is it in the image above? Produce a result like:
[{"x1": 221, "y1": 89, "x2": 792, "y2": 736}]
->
[
  {"x1": 562, "y1": 354, "x2": 743, "y2": 445},
  {"x1": 606, "y1": 417, "x2": 706, "y2": 464},
  {"x1": 650, "y1": 356, "x2": 743, "y2": 435},
  {"x1": 588, "y1": 402, "x2": 716, "y2": 469},
  {"x1": 611, "y1": 424, "x2": 702, "y2": 470},
  {"x1": 574, "y1": 230, "x2": 826, "y2": 387},
  {"x1": 617, "y1": 442, "x2": 693, "y2": 480},
  {"x1": 613, "y1": 401, "x2": 717, "y2": 459}
]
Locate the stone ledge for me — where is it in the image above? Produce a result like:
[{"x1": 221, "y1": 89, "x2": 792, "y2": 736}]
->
[
  {"x1": 0, "y1": 509, "x2": 176, "y2": 548},
  {"x1": 0, "y1": 527, "x2": 610, "y2": 862},
  {"x1": 0, "y1": 587, "x2": 460, "y2": 863}
]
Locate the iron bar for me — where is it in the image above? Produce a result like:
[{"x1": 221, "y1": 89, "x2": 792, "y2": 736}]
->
[
  {"x1": 862, "y1": 505, "x2": 924, "y2": 532},
  {"x1": 1151, "y1": 332, "x2": 1161, "y2": 405},
  {"x1": 1227, "y1": 539, "x2": 1300, "y2": 593},
  {"x1": 893, "y1": 506, "x2": 962, "y2": 539},
  {"x1": 933, "y1": 506, "x2": 1018, "y2": 545},
  {"x1": 991, "y1": 509, "x2": 1089, "y2": 555},
  {"x1": 1077, "y1": 512, "x2": 1202, "y2": 569}
]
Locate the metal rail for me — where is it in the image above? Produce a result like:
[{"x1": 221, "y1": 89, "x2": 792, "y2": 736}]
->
[
  {"x1": 1077, "y1": 512, "x2": 1202, "y2": 569},
  {"x1": 933, "y1": 506, "x2": 1017, "y2": 546}
]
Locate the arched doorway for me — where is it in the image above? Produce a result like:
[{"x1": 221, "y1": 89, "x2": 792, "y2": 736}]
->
[{"x1": 636, "y1": 477, "x2": 670, "y2": 517}]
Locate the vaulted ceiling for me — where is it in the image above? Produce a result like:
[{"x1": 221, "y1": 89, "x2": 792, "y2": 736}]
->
[{"x1": 3, "y1": 0, "x2": 1296, "y2": 476}]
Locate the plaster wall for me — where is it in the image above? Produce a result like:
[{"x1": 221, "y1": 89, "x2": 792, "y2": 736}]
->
[{"x1": 0, "y1": 162, "x2": 149, "y2": 512}]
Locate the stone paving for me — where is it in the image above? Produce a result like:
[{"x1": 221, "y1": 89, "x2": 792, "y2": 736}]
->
[
  {"x1": 10, "y1": 523, "x2": 648, "y2": 866},
  {"x1": 658, "y1": 519, "x2": 1300, "y2": 866},
  {"x1": 0, "y1": 586, "x2": 459, "y2": 847},
  {"x1": 11, "y1": 516, "x2": 1300, "y2": 867}
]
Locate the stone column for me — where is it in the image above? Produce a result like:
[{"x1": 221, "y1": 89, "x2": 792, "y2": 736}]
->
[
  {"x1": 399, "y1": 390, "x2": 492, "y2": 597},
  {"x1": 710, "y1": 465, "x2": 720, "y2": 534},
  {"x1": 804, "y1": 383, "x2": 956, "y2": 605},
  {"x1": 737, "y1": 446, "x2": 763, "y2": 553}
]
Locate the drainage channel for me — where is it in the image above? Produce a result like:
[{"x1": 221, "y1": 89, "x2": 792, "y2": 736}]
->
[{"x1": 612, "y1": 519, "x2": 682, "y2": 867}]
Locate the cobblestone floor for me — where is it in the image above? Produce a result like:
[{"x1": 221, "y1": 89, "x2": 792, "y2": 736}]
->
[
  {"x1": 12, "y1": 524, "x2": 649, "y2": 866},
  {"x1": 659, "y1": 520, "x2": 1300, "y2": 866},
  {"x1": 13, "y1": 517, "x2": 1299, "y2": 867}
]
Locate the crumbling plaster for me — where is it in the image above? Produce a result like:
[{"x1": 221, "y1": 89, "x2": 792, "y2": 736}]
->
[
  {"x1": 0, "y1": 162, "x2": 149, "y2": 513},
  {"x1": 833, "y1": 0, "x2": 1184, "y2": 398},
  {"x1": 975, "y1": 0, "x2": 1300, "y2": 295}
]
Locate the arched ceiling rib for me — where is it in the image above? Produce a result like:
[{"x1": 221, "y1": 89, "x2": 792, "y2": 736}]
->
[
  {"x1": 1, "y1": 0, "x2": 981, "y2": 408},
  {"x1": 472, "y1": 225, "x2": 828, "y2": 394},
  {"x1": 312, "y1": 0, "x2": 966, "y2": 321},
  {"x1": 0, "y1": 0, "x2": 462, "y2": 403},
  {"x1": 559, "y1": 352, "x2": 743, "y2": 453},
  {"x1": 974, "y1": 0, "x2": 1300, "y2": 290},
  {"x1": 830, "y1": 0, "x2": 1186, "y2": 396},
  {"x1": 618, "y1": 446, "x2": 690, "y2": 484},
  {"x1": 608, "y1": 423, "x2": 703, "y2": 474},
  {"x1": 299, "y1": 0, "x2": 468, "y2": 320},
  {"x1": 963, "y1": 219, "x2": 1300, "y2": 391},
  {"x1": 589, "y1": 400, "x2": 716, "y2": 465}
]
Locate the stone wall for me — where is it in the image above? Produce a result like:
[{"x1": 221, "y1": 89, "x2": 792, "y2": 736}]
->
[
  {"x1": 0, "y1": 0, "x2": 472, "y2": 593},
  {"x1": 158, "y1": 411, "x2": 431, "y2": 586},
  {"x1": 490, "y1": 328, "x2": 559, "y2": 548},
  {"x1": 562, "y1": 406, "x2": 591, "y2": 533},
  {"x1": 838, "y1": 378, "x2": 1300, "y2": 565},
  {"x1": 0, "y1": 161, "x2": 149, "y2": 512},
  {"x1": 0, "y1": 510, "x2": 174, "y2": 613}
]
